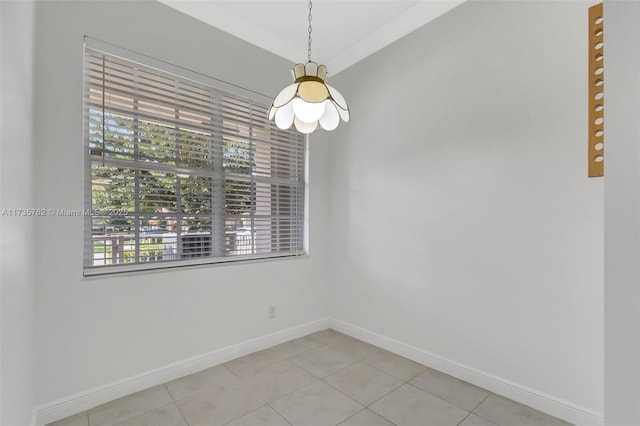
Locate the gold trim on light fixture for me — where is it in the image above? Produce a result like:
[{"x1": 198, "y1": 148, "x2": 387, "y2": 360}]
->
[{"x1": 295, "y1": 76, "x2": 324, "y2": 84}]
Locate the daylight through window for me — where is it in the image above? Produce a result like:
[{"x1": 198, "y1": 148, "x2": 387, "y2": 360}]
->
[{"x1": 84, "y1": 41, "x2": 305, "y2": 275}]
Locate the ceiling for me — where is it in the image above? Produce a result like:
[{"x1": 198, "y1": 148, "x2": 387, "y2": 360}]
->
[{"x1": 158, "y1": 0, "x2": 465, "y2": 76}]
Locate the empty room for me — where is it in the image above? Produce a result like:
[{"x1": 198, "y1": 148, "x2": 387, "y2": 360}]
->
[{"x1": 1, "y1": 1, "x2": 639, "y2": 425}]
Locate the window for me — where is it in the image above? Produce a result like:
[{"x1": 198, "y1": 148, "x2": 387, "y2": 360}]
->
[{"x1": 83, "y1": 39, "x2": 305, "y2": 275}]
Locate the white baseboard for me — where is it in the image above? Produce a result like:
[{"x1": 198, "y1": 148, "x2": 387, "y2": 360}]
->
[
  {"x1": 329, "y1": 318, "x2": 604, "y2": 426},
  {"x1": 34, "y1": 317, "x2": 603, "y2": 426},
  {"x1": 34, "y1": 318, "x2": 330, "y2": 426}
]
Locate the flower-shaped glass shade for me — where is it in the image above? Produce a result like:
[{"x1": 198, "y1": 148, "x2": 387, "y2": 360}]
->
[{"x1": 269, "y1": 62, "x2": 349, "y2": 134}]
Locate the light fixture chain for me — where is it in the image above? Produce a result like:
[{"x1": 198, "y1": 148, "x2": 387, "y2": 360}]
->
[{"x1": 307, "y1": 0, "x2": 313, "y2": 62}]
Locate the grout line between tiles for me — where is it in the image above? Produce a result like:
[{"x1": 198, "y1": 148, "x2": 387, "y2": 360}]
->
[
  {"x1": 457, "y1": 411, "x2": 473, "y2": 426},
  {"x1": 468, "y1": 397, "x2": 501, "y2": 426},
  {"x1": 471, "y1": 392, "x2": 492, "y2": 412},
  {"x1": 224, "y1": 362, "x2": 250, "y2": 382},
  {"x1": 171, "y1": 391, "x2": 191, "y2": 426},
  {"x1": 320, "y1": 359, "x2": 407, "y2": 409},
  {"x1": 317, "y1": 356, "x2": 361, "y2": 379},
  {"x1": 109, "y1": 401, "x2": 177, "y2": 426},
  {"x1": 224, "y1": 348, "x2": 286, "y2": 377},
  {"x1": 359, "y1": 352, "x2": 426, "y2": 383},
  {"x1": 268, "y1": 401, "x2": 294, "y2": 426},
  {"x1": 163, "y1": 383, "x2": 178, "y2": 402},
  {"x1": 468, "y1": 393, "x2": 503, "y2": 425},
  {"x1": 335, "y1": 408, "x2": 366, "y2": 426},
  {"x1": 264, "y1": 377, "x2": 322, "y2": 406},
  {"x1": 218, "y1": 404, "x2": 271, "y2": 426},
  {"x1": 173, "y1": 401, "x2": 191, "y2": 426},
  {"x1": 353, "y1": 376, "x2": 405, "y2": 410},
  {"x1": 405, "y1": 382, "x2": 472, "y2": 415},
  {"x1": 319, "y1": 374, "x2": 367, "y2": 408},
  {"x1": 407, "y1": 378, "x2": 492, "y2": 414},
  {"x1": 221, "y1": 353, "x2": 322, "y2": 410},
  {"x1": 273, "y1": 340, "x2": 323, "y2": 359},
  {"x1": 335, "y1": 407, "x2": 398, "y2": 426}
]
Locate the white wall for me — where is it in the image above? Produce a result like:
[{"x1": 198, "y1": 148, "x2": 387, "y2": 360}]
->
[
  {"x1": 0, "y1": 1, "x2": 37, "y2": 424},
  {"x1": 7, "y1": 0, "x2": 615, "y2": 423},
  {"x1": 33, "y1": 0, "x2": 331, "y2": 409},
  {"x1": 323, "y1": 0, "x2": 603, "y2": 420},
  {"x1": 603, "y1": 1, "x2": 640, "y2": 425}
]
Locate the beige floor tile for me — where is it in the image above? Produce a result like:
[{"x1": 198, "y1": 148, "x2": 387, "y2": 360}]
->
[
  {"x1": 291, "y1": 345, "x2": 357, "y2": 378},
  {"x1": 112, "y1": 403, "x2": 186, "y2": 426},
  {"x1": 272, "y1": 335, "x2": 323, "y2": 358},
  {"x1": 459, "y1": 413, "x2": 499, "y2": 426},
  {"x1": 165, "y1": 365, "x2": 241, "y2": 401},
  {"x1": 224, "y1": 406, "x2": 291, "y2": 426},
  {"x1": 48, "y1": 412, "x2": 88, "y2": 426},
  {"x1": 327, "y1": 337, "x2": 380, "y2": 361},
  {"x1": 363, "y1": 350, "x2": 426, "y2": 381},
  {"x1": 473, "y1": 394, "x2": 573, "y2": 426},
  {"x1": 176, "y1": 382, "x2": 264, "y2": 426},
  {"x1": 63, "y1": 333, "x2": 571, "y2": 426},
  {"x1": 410, "y1": 369, "x2": 489, "y2": 411},
  {"x1": 307, "y1": 329, "x2": 347, "y2": 345},
  {"x1": 324, "y1": 362, "x2": 403, "y2": 406},
  {"x1": 271, "y1": 381, "x2": 363, "y2": 426},
  {"x1": 89, "y1": 386, "x2": 173, "y2": 426},
  {"x1": 243, "y1": 359, "x2": 317, "y2": 402},
  {"x1": 369, "y1": 384, "x2": 468, "y2": 426},
  {"x1": 225, "y1": 348, "x2": 284, "y2": 378},
  {"x1": 338, "y1": 409, "x2": 394, "y2": 426}
]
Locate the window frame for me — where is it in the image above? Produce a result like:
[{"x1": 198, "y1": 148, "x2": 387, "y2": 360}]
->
[{"x1": 83, "y1": 37, "x2": 307, "y2": 276}]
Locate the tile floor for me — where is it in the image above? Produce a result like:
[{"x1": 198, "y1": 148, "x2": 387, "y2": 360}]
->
[{"x1": 49, "y1": 329, "x2": 572, "y2": 426}]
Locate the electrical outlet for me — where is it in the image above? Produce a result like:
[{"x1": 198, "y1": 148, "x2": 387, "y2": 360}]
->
[{"x1": 268, "y1": 305, "x2": 276, "y2": 319}]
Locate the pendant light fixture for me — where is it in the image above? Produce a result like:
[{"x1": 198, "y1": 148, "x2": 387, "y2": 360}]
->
[{"x1": 268, "y1": 0, "x2": 350, "y2": 134}]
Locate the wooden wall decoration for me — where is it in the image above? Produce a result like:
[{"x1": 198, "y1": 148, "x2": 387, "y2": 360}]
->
[{"x1": 588, "y1": 2, "x2": 604, "y2": 177}]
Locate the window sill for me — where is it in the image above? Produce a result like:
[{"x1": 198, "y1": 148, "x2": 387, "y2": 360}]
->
[{"x1": 82, "y1": 253, "x2": 310, "y2": 280}]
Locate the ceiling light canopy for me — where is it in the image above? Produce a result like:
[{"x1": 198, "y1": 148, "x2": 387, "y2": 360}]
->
[{"x1": 268, "y1": 1, "x2": 349, "y2": 134}]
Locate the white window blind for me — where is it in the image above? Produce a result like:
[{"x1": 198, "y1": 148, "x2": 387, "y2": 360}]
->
[{"x1": 83, "y1": 40, "x2": 305, "y2": 275}]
